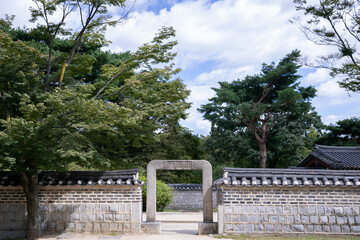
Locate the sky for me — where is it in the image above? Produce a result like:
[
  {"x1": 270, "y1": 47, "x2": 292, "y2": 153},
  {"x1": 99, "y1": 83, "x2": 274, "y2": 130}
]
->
[{"x1": 1, "y1": 0, "x2": 360, "y2": 135}]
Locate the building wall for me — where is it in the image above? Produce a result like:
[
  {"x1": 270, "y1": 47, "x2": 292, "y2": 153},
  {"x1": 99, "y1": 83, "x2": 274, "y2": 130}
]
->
[
  {"x1": 217, "y1": 186, "x2": 360, "y2": 235},
  {"x1": 0, "y1": 185, "x2": 142, "y2": 239},
  {"x1": 166, "y1": 190, "x2": 217, "y2": 210}
]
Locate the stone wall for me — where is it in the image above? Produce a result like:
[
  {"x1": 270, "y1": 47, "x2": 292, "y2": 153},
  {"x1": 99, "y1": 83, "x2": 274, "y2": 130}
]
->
[
  {"x1": 217, "y1": 186, "x2": 360, "y2": 235},
  {"x1": 166, "y1": 184, "x2": 216, "y2": 210},
  {"x1": 0, "y1": 185, "x2": 142, "y2": 239}
]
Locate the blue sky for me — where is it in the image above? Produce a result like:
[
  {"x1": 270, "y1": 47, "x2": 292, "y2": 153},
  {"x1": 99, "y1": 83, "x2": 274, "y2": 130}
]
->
[{"x1": 2, "y1": 0, "x2": 360, "y2": 135}]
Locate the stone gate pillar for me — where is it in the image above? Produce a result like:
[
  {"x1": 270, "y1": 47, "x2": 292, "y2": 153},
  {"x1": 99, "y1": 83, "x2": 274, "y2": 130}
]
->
[{"x1": 142, "y1": 160, "x2": 217, "y2": 234}]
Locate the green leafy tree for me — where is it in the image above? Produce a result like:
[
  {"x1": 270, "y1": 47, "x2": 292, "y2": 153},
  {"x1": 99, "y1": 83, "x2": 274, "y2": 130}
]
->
[
  {"x1": 316, "y1": 117, "x2": 360, "y2": 146},
  {"x1": 293, "y1": 0, "x2": 360, "y2": 92},
  {"x1": 0, "y1": 25, "x2": 190, "y2": 239},
  {"x1": 28, "y1": 0, "x2": 132, "y2": 91},
  {"x1": 200, "y1": 51, "x2": 322, "y2": 168}
]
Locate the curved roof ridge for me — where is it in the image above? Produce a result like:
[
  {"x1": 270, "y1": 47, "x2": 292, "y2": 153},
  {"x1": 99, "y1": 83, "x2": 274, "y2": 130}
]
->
[{"x1": 316, "y1": 144, "x2": 360, "y2": 151}]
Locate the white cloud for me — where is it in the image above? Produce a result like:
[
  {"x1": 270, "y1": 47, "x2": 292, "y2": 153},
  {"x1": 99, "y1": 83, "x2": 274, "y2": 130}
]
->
[
  {"x1": 302, "y1": 68, "x2": 332, "y2": 85},
  {"x1": 3, "y1": 0, "x2": 360, "y2": 135}
]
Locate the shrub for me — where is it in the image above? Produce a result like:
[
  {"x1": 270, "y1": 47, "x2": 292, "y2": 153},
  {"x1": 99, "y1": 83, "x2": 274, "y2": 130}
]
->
[{"x1": 139, "y1": 175, "x2": 173, "y2": 212}]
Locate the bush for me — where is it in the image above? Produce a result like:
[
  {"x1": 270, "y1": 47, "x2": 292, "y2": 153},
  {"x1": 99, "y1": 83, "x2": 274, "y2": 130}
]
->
[{"x1": 139, "y1": 175, "x2": 173, "y2": 212}]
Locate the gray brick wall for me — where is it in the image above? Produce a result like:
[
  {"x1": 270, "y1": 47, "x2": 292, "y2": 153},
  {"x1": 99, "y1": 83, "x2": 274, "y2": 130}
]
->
[
  {"x1": 166, "y1": 190, "x2": 217, "y2": 210},
  {"x1": 217, "y1": 186, "x2": 360, "y2": 235},
  {"x1": 0, "y1": 185, "x2": 142, "y2": 238}
]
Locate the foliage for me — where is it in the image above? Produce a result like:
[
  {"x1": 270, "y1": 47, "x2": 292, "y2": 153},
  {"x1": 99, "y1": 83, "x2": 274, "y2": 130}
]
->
[
  {"x1": 139, "y1": 175, "x2": 173, "y2": 212},
  {"x1": 293, "y1": 0, "x2": 360, "y2": 92},
  {"x1": 200, "y1": 51, "x2": 322, "y2": 168},
  {"x1": 0, "y1": 22, "x2": 190, "y2": 239},
  {"x1": 316, "y1": 117, "x2": 360, "y2": 146}
]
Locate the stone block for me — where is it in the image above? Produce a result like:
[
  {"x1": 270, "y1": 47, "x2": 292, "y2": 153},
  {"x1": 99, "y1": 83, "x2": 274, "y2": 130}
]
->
[
  {"x1": 124, "y1": 213, "x2": 131, "y2": 221},
  {"x1": 115, "y1": 213, "x2": 122, "y2": 221},
  {"x1": 331, "y1": 225, "x2": 341, "y2": 233},
  {"x1": 301, "y1": 215, "x2": 309, "y2": 224},
  {"x1": 308, "y1": 206, "x2": 316, "y2": 214},
  {"x1": 323, "y1": 225, "x2": 330, "y2": 232},
  {"x1": 11, "y1": 222, "x2": 22, "y2": 231},
  {"x1": 234, "y1": 206, "x2": 241, "y2": 213},
  {"x1": 310, "y1": 216, "x2": 318, "y2": 224},
  {"x1": 140, "y1": 222, "x2": 161, "y2": 234},
  {"x1": 98, "y1": 213, "x2": 105, "y2": 221},
  {"x1": 234, "y1": 223, "x2": 244, "y2": 232},
  {"x1": 344, "y1": 207, "x2": 353, "y2": 215},
  {"x1": 126, "y1": 205, "x2": 131, "y2": 212},
  {"x1": 342, "y1": 225, "x2": 351, "y2": 233},
  {"x1": 56, "y1": 222, "x2": 65, "y2": 231},
  {"x1": 101, "y1": 223, "x2": 110, "y2": 232},
  {"x1": 101, "y1": 205, "x2": 107, "y2": 212},
  {"x1": 288, "y1": 215, "x2": 295, "y2": 223},
  {"x1": 348, "y1": 216, "x2": 355, "y2": 224},
  {"x1": 329, "y1": 216, "x2": 336, "y2": 224},
  {"x1": 8, "y1": 205, "x2": 17, "y2": 212},
  {"x1": 242, "y1": 206, "x2": 250, "y2": 213},
  {"x1": 353, "y1": 225, "x2": 360, "y2": 233},
  {"x1": 90, "y1": 213, "x2": 97, "y2": 222},
  {"x1": 250, "y1": 206, "x2": 259, "y2": 213},
  {"x1": 275, "y1": 206, "x2": 282, "y2": 214},
  {"x1": 109, "y1": 205, "x2": 119, "y2": 212},
  {"x1": 355, "y1": 216, "x2": 360, "y2": 224},
  {"x1": 262, "y1": 215, "x2": 269, "y2": 223},
  {"x1": 240, "y1": 214, "x2": 247, "y2": 222},
  {"x1": 244, "y1": 224, "x2": 254, "y2": 232},
  {"x1": 66, "y1": 223, "x2": 75, "y2": 231},
  {"x1": 6, "y1": 213, "x2": 15, "y2": 221},
  {"x1": 110, "y1": 223, "x2": 119, "y2": 231},
  {"x1": 291, "y1": 206, "x2": 298, "y2": 214},
  {"x1": 284, "y1": 206, "x2": 291, "y2": 214},
  {"x1": 232, "y1": 214, "x2": 239, "y2": 222},
  {"x1": 299, "y1": 206, "x2": 308, "y2": 214},
  {"x1": 267, "y1": 206, "x2": 274, "y2": 214},
  {"x1": 320, "y1": 216, "x2": 328, "y2": 223},
  {"x1": 93, "y1": 223, "x2": 101, "y2": 231},
  {"x1": 259, "y1": 206, "x2": 267, "y2": 213},
  {"x1": 75, "y1": 223, "x2": 85, "y2": 231},
  {"x1": 291, "y1": 224, "x2": 304, "y2": 232},
  {"x1": 70, "y1": 213, "x2": 79, "y2": 222},
  {"x1": 279, "y1": 216, "x2": 286, "y2": 223},
  {"x1": 354, "y1": 207, "x2": 360, "y2": 215},
  {"x1": 225, "y1": 214, "x2": 231, "y2": 223},
  {"x1": 265, "y1": 224, "x2": 274, "y2": 232},
  {"x1": 337, "y1": 216, "x2": 347, "y2": 224},
  {"x1": 249, "y1": 215, "x2": 261, "y2": 223},
  {"x1": 269, "y1": 215, "x2": 278, "y2": 223},
  {"x1": 94, "y1": 204, "x2": 101, "y2": 212},
  {"x1": 325, "y1": 206, "x2": 332, "y2": 214},
  {"x1": 105, "y1": 213, "x2": 113, "y2": 221},
  {"x1": 225, "y1": 223, "x2": 233, "y2": 231},
  {"x1": 198, "y1": 222, "x2": 218, "y2": 234},
  {"x1": 81, "y1": 213, "x2": 90, "y2": 222},
  {"x1": 56, "y1": 205, "x2": 64, "y2": 212},
  {"x1": 283, "y1": 224, "x2": 291, "y2": 233},
  {"x1": 306, "y1": 225, "x2": 314, "y2": 232},
  {"x1": 48, "y1": 222, "x2": 56, "y2": 231},
  {"x1": 334, "y1": 207, "x2": 344, "y2": 216},
  {"x1": 84, "y1": 223, "x2": 93, "y2": 231},
  {"x1": 255, "y1": 224, "x2": 264, "y2": 231},
  {"x1": 79, "y1": 205, "x2": 86, "y2": 213},
  {"x1": 87, "y1": 205, "x2": 95, "y2": 213},
  {"x1": 317, "y1": 206, "x2": 325, "y2": 214},
  {"x1": 119, "y1": 205, "x2": 125, "y2": 212}
]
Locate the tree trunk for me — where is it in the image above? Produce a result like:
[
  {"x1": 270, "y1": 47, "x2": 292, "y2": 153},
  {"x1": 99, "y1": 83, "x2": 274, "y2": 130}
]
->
[
  {"x1": 258, "y1": 140, "x2": 267, "y2": 168},
  {"x1": 1, "y1": 92, "x2": 10, "y2": 121},
  {"x1": 19, "y1": 171, "x2": 41, "y2": 240}
]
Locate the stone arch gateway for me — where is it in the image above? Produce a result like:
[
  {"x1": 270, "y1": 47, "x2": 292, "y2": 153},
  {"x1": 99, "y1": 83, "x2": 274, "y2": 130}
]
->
[{"x1": 143, "y1": 160, "x2": 217, "y2": 234}]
